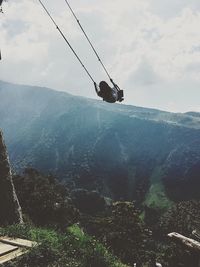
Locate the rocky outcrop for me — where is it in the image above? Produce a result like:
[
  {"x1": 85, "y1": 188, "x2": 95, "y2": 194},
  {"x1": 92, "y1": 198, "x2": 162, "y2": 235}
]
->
[{"x1": 0, "y1": 130, "x2": 23, "y2": 225}]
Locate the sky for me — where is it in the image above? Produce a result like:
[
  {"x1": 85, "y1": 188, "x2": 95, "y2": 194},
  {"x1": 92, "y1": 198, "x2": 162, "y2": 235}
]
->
[{"x1": 0, "y1": 0, "x2": 200, "y2": 113}]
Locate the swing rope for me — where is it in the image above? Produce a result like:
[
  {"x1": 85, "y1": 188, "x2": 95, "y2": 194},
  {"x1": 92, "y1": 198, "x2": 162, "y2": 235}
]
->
[
  {"x1": 64, "y1": 0, "x2": 113, "y2": 82},
  {"x1": 38, "y1": 0, "x2": 95, "y2": 84}
]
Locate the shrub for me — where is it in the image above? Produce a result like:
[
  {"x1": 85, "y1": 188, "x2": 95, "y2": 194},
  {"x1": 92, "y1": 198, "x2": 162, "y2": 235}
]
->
[
  {"x1": 13, "y1": 168, "x2": 79, "y2": 229},
  {"x1": 0, "y1": 224, "x2": 129, "y2": 267}
]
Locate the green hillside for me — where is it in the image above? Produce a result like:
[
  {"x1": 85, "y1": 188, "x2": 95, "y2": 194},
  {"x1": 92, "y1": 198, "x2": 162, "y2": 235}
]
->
[{"x1": 0, "y1": 81, "x2": 200, "y2": 207}]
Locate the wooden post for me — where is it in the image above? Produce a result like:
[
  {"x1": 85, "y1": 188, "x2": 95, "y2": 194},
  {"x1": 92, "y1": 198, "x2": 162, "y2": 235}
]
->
[{"x1": 168, "y1": 232, "x2": 200, "y2": 252}]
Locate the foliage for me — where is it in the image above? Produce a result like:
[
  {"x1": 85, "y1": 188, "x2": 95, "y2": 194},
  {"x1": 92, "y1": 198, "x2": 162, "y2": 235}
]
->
[
  {"x1": 1, "y1": 81, "x2": 200, "y2": 207},
  {"x1": 144, "y1": 167, "x2": 173, "y2": 211},
  {"x1": 82, "y1": 202, "x2": 149, "y2": 266},
  {"x1": 0, "y1": 224, "x2": 129, "y2": 267},
  {"x1": 150, "y1": 200, "x2": 200, "y2": 267},
  {"x1": 157, "y1": 242, "x2": 199, "y2": 267},
  {"x1": 13, "y1": 168, "x2": 79, "y2": 229},
  {"x1": 71, "y1": 189, "x2": 106, "y2": 215},
  {"x1": 159, "y1": 200, "x2": 200, "y2": 236}
]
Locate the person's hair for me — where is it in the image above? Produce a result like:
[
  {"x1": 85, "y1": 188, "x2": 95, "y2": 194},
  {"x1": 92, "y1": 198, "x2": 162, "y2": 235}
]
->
[
  {"x1": 99, "y1": 81, "x2": 108, "y2": 88},
  {"x1": 99, "y1": 81, "x2": 109, "y2": 97}
]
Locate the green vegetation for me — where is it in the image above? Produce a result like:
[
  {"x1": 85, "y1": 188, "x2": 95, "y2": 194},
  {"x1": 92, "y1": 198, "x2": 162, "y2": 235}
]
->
[
  {"x1": 0, "y1": 169, "x2": 131, "y2": 266},
  {"x1": 0, "y1": 224, "x2": 129, "y2": 267},
  {"x1": 145, "y1": 182, "x2": 172, "y2": 210},
  {"x1": 13, "y1": 168, "x2": 79, "y2": 229},
  {"x1": 144, "y1": 167, "x2": 173, "y2": 210},
  {"x1": 1, "y1": 81, "x2": 200, "y2": 205},
  {"x1": 0, "y1": 166, "x2": 199, "y2": 266},
  {"x1": 81, "y1": 202, "x2": 151, "y2": 266},
  {"x1": 159, "y1": 200, "x2": 200, "y2": 236},
  {"x1": 0, "y1": 81, "x2": 200, "y2": 266}
]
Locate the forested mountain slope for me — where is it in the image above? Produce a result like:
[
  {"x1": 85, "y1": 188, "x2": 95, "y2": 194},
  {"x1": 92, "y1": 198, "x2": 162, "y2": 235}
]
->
[{"x1": 0, "y1": 80, "x2": 199, "y2": 205}]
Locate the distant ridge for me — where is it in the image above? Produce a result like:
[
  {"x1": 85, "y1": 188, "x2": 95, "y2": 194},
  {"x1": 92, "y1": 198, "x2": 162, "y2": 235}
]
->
[
  {"x1": 0, "y1": 80, "x2": 200, "y2": 206},
  {"x1": 185, "y1": 111, "x2": 200, "y2": 118}
]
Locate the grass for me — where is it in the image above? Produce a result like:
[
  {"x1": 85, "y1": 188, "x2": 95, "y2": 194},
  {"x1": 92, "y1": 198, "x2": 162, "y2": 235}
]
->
[
  {"x1": 0, "y1": 224, "x2": 129, "y2": 267},
  {"x1": 144, "y1": 167, "x2": 173, "y2": 210}
]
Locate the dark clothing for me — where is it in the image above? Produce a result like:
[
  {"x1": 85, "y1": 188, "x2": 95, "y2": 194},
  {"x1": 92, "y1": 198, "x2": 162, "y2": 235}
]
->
[{"x1": 95, "y1": 81, "x2": 124, "y2": 103}]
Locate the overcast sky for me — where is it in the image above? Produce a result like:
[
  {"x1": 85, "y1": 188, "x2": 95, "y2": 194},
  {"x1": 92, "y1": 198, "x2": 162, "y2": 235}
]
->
[{"x1": 0, "y1": 0, "x2": 200, "y2": 112}]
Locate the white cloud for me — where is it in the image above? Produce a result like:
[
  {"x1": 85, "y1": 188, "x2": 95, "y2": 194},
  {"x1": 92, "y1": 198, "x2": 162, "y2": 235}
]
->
[{"x1": 0, "y1": 0, "x2": 200, "y2": 112}]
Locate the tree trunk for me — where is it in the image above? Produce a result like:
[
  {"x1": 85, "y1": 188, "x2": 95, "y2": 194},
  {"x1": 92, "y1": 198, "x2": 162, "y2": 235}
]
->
[{"x1": 0, "y1": 130, "x2": 23, "y2": 225}]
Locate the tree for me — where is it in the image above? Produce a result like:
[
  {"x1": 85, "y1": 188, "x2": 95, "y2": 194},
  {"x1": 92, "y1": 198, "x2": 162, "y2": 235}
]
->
[
  {"x1": 83, "y1": 201, "x2": 149, "y2": 266},
  {"x1": 14, "y1": 168, "x2": 79, "y2": 229},
  {"x1": 0, "y1": 130, "x2": 23, "y2": 225}
]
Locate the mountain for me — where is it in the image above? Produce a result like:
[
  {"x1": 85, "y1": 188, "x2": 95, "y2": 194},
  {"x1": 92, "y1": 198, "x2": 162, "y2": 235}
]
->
[{"x1": 0, "y1": 80, "x2": 200, "y2": 207}]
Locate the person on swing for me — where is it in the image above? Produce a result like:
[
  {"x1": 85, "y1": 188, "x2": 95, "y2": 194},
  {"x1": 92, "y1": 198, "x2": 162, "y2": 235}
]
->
[{"x1": 94, "y1": 79, "x2": 124, "y2": 103}]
